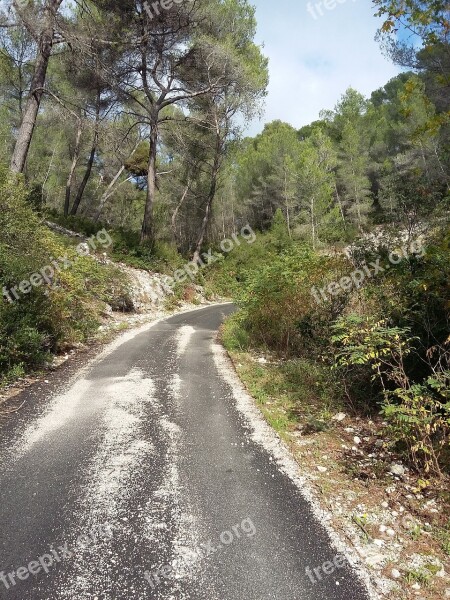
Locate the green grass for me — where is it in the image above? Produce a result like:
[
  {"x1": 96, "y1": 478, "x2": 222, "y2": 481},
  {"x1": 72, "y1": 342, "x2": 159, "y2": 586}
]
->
[{"x1": 221, "y1": 313, "x2": 344, "y2": 439}]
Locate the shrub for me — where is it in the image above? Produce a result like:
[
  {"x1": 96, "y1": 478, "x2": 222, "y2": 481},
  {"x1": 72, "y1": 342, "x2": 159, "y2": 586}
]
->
[
  {"x1": 236, "y1": 244, "x2": 349, "y2": 355},
  {"x1": 0, "y1": 168, "x2": 130, "y2": 379}
]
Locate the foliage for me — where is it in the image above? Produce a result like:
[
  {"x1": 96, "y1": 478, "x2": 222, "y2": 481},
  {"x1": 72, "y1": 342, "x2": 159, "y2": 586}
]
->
[
  {"x1": 332, "y1": 315, "x2": 450, "y2": 475},
  {"x1": 0, "y1": 168, "x2": 130, "y2": 379},
  {"x1": 231, "y1": 242, "x2": 349, "y2": 355}
]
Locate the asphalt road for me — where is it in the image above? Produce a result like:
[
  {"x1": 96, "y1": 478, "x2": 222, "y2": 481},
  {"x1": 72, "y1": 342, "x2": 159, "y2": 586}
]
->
[{"x1": 0, "y1": 304, "x2": 371, "y2": 600}]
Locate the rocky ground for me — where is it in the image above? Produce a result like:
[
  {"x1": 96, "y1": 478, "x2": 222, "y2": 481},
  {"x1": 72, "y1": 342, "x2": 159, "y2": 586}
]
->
[{"x1": 227, "y1": 351, "x2": 450, "y2": 600}]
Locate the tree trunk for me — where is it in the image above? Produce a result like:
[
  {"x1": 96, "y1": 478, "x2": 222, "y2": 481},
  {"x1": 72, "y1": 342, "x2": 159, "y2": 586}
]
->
[
  {"x1": 171, "y1": 181, "x2": 190, "y2": 247},
  {"x1": 94, "y1": 165, "x2": 125, "y2": 222},
  {"x1": 10, "y1": 0, "x2": 62, "y2": 173},
  {"x1": 311, "y1": 196, "x2": 316, "y2": 250},
  {"x1": 141, "y1": 119, "x2": 158, "y2": 245},
  {"x1": 334, "y1": 182, "x2": 346, "y2": 227},
  {"x1": 284, "y1": 167, "x2": 292, "y2": 238},
  {"x1": 69, "y1": 130, "x2": 98, "y2": 216},
  {"x1": 192, "y1": 156, "x2": 221, "y2": 265},
  {"x1": 64, "y1": 120, "x2": 83, "y2": 217},
  {"x1": 94, "y1": 141, "x2": 141, "y2": 222}
]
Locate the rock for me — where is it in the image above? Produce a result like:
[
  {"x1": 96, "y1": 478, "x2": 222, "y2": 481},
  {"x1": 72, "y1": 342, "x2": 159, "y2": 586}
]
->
[
  {"x1": 344, "y1": 427, "x2": 354, "y2": 433},
  {"x1": 332, "y1": 412, "x2": 347, "y2": 422},
  {"x1": 389, "y1": 464, "x2": 406, "y2": 476},
  {"x1": 386, "y1": 528, "x2": 395, "y2": 537},
  {"x1": 381, "y1": 501, "x2": 389, "y2": 508},
  {"x1": 445, "y1": 588, "x2": 450, "y2": 597},
  {"x1": 373, "y1": 539, "x2": 385, "y2": 547},
  {"x1": 101, "y1": 303, "x2": 113, "y2": 317},
  {"x1": 391, "y1": 569, "x2": 401, "y2": 579},
  {"x1": 411, "y1": 583, "x2": 421, "y2": 590},
  {"x1": 257, "y1": 357, "x2": 267, "y2": 364},
  {"x1": 317, "y1": 466, "x2": 328, "y2": 473},
  {"x1": 374, "y1": 439, "x2": 384, "y2": 448},
  {"x1": 365, "y1": 553, "x2": 385, "y2": 567},
  {"x1": 379, "y1": 525, "x2": 387, "y2": 533},
  {"x1": 354, "y1": 436, "x2": 361, "y2": 445}
]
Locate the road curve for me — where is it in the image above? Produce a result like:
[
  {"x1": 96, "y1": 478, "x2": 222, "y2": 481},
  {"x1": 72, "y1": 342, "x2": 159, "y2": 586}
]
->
[{"x1": 0, "y1": 304, "x2": 371, "y2": 600}]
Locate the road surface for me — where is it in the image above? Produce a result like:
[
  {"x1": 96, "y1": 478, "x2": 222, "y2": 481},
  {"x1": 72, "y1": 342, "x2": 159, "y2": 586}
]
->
[{"x1": 0, "y1": 304, "x2": 371, "y2": 599}]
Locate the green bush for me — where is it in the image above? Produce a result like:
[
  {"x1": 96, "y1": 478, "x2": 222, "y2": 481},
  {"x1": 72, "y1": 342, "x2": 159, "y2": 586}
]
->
[
  {"x1": 0, "y1": 168, "x2": 130, "y2": 379},
  {"x1": 235, "y1": 244, "x2": 349, "y2": 355}
]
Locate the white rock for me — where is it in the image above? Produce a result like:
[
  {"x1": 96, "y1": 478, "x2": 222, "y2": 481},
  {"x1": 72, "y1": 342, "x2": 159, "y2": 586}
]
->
[
  {"x1": 411, "y1": 583, "x2": 421, "y2": 590},
  {"x1": 391, "y1": 569, "x2": 401, "y2": 579},
  {"x1": 354, "y1": 436, "x2": 361, "y2": 445},
  {"x1": 381, "y1": 501, "x2": 389, "y2": 508},
  {"x1": 332, "y1": 412, "x2": 347, "y2": 422},
  {"x1": 386, "y1": 528, "x2": 395, "y2": 537},
  {"x1": 365, "y1": 553, "x2": 385, "y2": 567},
  {"x1": 373, "y1": 539, "x2": 385, "y2": 547},
  {"x1": 317, "y1": 466, "x2": 328, "y2": 473},
  {"x1": 390, "y1": 463, "x2": 406, "y2": 476},
  {"x1": 257, "y1": 357, "x2": 267, "y2": 364}
]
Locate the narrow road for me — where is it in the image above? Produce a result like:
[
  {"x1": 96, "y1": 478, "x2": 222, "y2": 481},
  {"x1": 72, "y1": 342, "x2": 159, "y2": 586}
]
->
[{"x1": 0, "y1": 304, "x2": 371, "y2": 600}]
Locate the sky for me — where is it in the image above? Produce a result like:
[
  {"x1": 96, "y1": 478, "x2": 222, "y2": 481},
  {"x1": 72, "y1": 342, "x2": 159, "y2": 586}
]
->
[{"x1": 247, "y1": 0, "x2": 400, "y2": 134}]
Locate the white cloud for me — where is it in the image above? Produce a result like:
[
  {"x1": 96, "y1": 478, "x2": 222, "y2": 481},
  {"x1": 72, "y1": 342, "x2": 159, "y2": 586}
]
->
[{"x1": 247, "y1": 0, "x2": 400, "y2": 134}]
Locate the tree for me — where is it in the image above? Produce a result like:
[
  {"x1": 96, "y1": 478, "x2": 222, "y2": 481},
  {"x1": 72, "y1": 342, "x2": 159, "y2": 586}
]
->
[
  {"x1": 328, "y1": 89, "x2": 373, "y2": 230},
  {"x1": 9, "y1": 0, "x2": 64, "y2": 173},
  {"x1": 297, "y1": 130, "x2": 338, "y2": 248},
  {"x1": 105, "y1": 0, "x2": 267, "y2": 245}
]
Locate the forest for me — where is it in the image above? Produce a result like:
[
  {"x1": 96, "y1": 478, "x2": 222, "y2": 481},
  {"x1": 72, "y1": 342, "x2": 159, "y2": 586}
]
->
[{"x1": 0, "y1": 0, "x2": 449, "y2": 483}]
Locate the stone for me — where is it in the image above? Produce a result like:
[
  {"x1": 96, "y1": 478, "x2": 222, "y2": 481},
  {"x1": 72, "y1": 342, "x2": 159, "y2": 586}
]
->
[
  {"x1": 332, "y1": 412, "x2": 347, "y2": 422},
  {"x1": 389, "y1": 464, "x2": 406, "y2": 476},
  {"x1": 365, "y1": 553, "x2": 385, "y2": 567},
  {"x1": 391, "y1": 569, "x2": 401, "y2": 579},
  {"x1": 354, "y1": 436, "x2": 361, "y2": 445},
  {"x1": 317, "y1": 466, "x2": 328, "y2": 473},
  {"x1": 386, "y1": 528, "x2": 395, "y2": 537}
]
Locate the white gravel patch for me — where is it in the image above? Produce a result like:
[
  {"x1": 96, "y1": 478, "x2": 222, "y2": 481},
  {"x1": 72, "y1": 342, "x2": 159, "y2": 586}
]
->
[
  {"x1": 170, "y1": 374, "x2": 183, "y2": 401},
  {"x1": 56, "y1": 368, "x2": 156, "y2": 599},
  {"x1": 17, "y1": 378, "x2": 92, "y2": 455},
  {"x1": 144, "y1": 413, "x2": 200, "y2": 595},
  {"x1": 176, "y1": 326, "x2": 196, "y2": 357},
  {"x1": 212, "y1": 341, "x2": 392, "y2": 599}
]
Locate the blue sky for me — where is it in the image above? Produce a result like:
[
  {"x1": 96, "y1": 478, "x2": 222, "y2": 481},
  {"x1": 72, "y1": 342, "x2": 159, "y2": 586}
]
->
[{"x1": 247, "y1": 0, "x2": 400, "y2": 134}]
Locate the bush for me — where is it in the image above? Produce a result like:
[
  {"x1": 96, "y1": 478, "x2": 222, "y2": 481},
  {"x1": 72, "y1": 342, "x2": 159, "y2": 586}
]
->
[
  {"x1": 235, "y1": 244, "x2": 349, "y2": 355},
  {"x1": 331, "y1": 315, "x2": 450, "y2": 475},
  {"x1": 0, "y1": 168, "x2": 130, "y2": 379}
]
